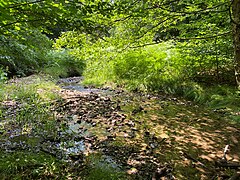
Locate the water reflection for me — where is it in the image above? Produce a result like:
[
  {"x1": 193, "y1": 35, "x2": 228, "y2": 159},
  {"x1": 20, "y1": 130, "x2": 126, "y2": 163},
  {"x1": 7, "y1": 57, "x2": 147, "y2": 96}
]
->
[{"x1": 56, "y1": 140, "x2": 85, "y2": 154}]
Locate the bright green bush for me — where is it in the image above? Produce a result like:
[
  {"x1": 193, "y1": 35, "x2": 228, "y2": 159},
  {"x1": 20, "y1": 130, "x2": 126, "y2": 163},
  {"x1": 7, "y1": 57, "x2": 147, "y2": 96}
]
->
[
  {"x1": 43, "y1": 49, "x2": 86, "y2": 78},
  {"x1": 80, "y1": 42, "x2": 184, "y2": 91},
  {"x1": 112, "y1": 43, "x2": 183, "y2": 91}
]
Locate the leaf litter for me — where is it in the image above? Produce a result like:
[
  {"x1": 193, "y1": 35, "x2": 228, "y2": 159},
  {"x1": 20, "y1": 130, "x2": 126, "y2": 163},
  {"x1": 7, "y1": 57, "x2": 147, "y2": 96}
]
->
[{"x1": 1, "y1": 76, "x2": 240, "y2": 179}]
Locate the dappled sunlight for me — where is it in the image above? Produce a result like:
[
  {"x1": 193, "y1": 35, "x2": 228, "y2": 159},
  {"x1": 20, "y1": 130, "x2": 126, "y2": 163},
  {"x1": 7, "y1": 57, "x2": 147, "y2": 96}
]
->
[
  {"x1": 126, "y1": 95, "x2": 240, "y2": 178},
  {"x1": 1, "y1": 0, "x2": 240, "y2": 179},
  {"x1": 1, "y1": 76, "x2": 240, "y2": 179},
  {"x1": 43, "y1": 84, "x2": 240, "y2": 179}
]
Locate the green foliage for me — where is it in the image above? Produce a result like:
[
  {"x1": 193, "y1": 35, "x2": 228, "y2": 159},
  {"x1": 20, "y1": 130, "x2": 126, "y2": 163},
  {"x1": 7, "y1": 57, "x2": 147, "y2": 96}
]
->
[
  {"x1": 207, "y1": 86, "x2": 240, "y2": 108},
  {"x1": 112, "y1": 43, "x2": 182, "y2": 91},
  {"x1": 0, "y1": 0, "x2": 237, "y2": 86},
  {"x1": 178, "y1": 36, "x2": 234, "y2": 84},
  {"x1": 84, "y1": 153, "x2": 126, "y2": 180},
  {"x1": 0, "y1": 30, "x2": 52, "y2": 76},
  {"x1": 53, "y1": 31, "x2": 185, "y2": 90},
  {"x1": 43, "y1": 49, "x2": 86, "y2": 78},
  {"x1": 0, "y1": 67, "x2": 7, "y2": 82},
  {"x1": 0, "y1": 0, "x2": 114, "y2": 42},
  {"x1": 162, "y1": 81, "x2": 205, "y2": 103},
  {"x1": 0, "y1": 151, "x2": 67, "y2": 179}
]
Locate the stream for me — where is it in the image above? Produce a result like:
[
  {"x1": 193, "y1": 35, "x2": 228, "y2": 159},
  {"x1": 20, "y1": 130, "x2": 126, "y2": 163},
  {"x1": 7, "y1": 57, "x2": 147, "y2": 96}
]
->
[
  {"x1": 52, "y1": 77, "x2": 174, "y2": 179},
  {"x1": 2, "y1": 76, "x2": 237, "y2": 179},
  {"x1": 48, "y1": 77, "x2": 123, "y2": 169},
  {"x1": 0, "y1": 77, "x2": 124, "y2": 177}
]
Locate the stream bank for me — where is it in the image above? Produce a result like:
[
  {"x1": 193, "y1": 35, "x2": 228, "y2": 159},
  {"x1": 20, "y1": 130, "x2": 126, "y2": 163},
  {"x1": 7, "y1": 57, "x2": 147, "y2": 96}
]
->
[{"x1": 1, "y1": 75, "x2": 240, "y2": 179}]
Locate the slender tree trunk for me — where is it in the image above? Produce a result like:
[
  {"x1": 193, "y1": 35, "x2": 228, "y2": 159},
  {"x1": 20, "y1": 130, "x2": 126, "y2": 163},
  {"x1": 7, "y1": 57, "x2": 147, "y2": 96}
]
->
[{"x1": 232, "y1": 0, "x2": 240, "y2": 88}]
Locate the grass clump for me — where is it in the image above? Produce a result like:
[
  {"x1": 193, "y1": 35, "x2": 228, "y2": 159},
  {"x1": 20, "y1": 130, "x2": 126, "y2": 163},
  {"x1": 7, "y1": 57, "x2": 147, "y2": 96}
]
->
[
  {"x1": 0, "y1": 75, "x2": 61, "y2": 140},
  {"x1": 83, "y1": 153, "x2": 127, "y2": 180},
  {"x1": 0, "y1": 151, "x2": 69, "y2": 179},
  {"x1": 165, "y1": 82, "x2": 240, "y2": 121},
  {"x1": 0, "y1": 75, "x2": 60, "y2": 102}
]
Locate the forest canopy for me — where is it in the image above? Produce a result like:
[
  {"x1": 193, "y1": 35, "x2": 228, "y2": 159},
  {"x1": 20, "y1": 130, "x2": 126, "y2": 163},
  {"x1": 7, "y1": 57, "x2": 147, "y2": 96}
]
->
[{"x1": 0, "y1": 0, "x2": 240, "y2": 89}]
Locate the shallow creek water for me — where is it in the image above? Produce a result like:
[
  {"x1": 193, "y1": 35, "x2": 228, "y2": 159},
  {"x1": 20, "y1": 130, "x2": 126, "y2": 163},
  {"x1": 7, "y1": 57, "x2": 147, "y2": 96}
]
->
[
  {"x1": 58, "y1": 76, "x2": 113, "y2": 95},
  {"x1": 54, "y1": 77, "x2": 121, "y2": 169},
  {"x1": 0, "y1": 77, "x2": 121, "y2": 172},
  {"x1": 3, "y1": 77, "x2": 240, "y2": 179}
]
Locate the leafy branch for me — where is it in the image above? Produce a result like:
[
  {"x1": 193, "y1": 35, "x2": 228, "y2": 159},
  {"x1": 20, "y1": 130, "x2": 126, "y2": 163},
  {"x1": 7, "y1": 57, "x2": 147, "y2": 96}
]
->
[
  {"x1": 5, "y1": 0, "x2": 45, "y2": 9},
  {"x1": 148, "y1": 1, "x2": 229, "y2": 15},
  {"x1": 130, "y1": 31, "x2": 231, "y2": 48}
]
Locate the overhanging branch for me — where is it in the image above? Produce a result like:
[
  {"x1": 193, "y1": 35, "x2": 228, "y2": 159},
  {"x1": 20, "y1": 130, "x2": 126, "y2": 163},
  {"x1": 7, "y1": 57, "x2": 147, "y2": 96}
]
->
[
  {"x1": 148, "y1": 2, "x2": 229, "y2": 15},
  {"x1": 0, "y1": 18, "x2": 48, "y2": 29},
  {"x1": 6, "y1": 0, "x2": 45, "y2": 9},
  {"x1": 176, "y1": 31, "x2": 231, "y2": 41},
  {"x1": 135, "y1": 16, "x2": 176, "y2": 41},
  {"x1": 130, "y1": 31, "x2": 231, "y2": 48}
]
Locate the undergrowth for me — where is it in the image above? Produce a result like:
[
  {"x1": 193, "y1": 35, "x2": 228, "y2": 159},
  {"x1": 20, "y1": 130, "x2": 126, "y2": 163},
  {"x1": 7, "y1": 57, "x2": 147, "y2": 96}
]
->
[
  {"x1": 51, "y1": 33, "x2": 240, "y2": 122},
  {"x1": 0, "y1": 30, "x2": 52, "y2": 77},
  {"x1": 0, "y1": 75, "x2": 61, "y2": 139},
  {"x1": 0, "y1": 151, "x2": 69, "y2": 179},
  {"x1": 43, "y1": 49, "x2": 85, "y2": 78}
]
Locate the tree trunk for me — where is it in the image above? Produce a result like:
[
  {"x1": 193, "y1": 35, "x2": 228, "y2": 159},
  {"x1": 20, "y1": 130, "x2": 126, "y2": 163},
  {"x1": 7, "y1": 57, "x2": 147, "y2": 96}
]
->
[{"x1": 232, "y1": 0, "x2": 240, "y2": 88}]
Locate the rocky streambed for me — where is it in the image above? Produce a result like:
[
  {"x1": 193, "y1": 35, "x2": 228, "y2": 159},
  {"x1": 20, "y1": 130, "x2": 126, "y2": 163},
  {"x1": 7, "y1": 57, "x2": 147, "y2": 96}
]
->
[
  {"x1": 53, "y1": 77, "x2": 175, "y2": 179},
  {"x1": 1, "y1": 76, "x2": 240, "y2": 179}
]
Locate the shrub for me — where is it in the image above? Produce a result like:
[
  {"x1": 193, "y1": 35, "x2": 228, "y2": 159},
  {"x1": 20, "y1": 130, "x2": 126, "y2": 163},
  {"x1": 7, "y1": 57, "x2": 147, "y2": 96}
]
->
[
  {"x1": 111, "y1": 43, "x2": 183, "y2": 91},
  {"x1": 0, "y1": 30, "x2": 52, "y2": 77},
  {"x1": 43, "y1": 49, "x2": 85, "y2": 78}
]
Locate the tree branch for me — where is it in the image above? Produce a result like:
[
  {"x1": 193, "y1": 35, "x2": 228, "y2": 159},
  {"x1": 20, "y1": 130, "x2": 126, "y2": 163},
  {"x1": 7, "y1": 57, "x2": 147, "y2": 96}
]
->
[
  {"x1": 114, "y1": 15, "x2": 132, "y2": 23},
  {"x1": 130, "y1": 31, "x2": 231, "y2": 48},
  {"x1": 0, "y1": 18, "x2": 48, "y2": 29},
  {"x1": 148, "y1": 2, "x2": 228, "y2": 15},
  {"x1": 135, "y1": 16, "x2": 178, "y2": 41},
  {"x1": 176, "y1": 31, "x2": 231, "y2": 41},
  {"x1": 229, "y1": 0, "x2": 240, "y2": 27},
  {"x1": 6, "y1": 0, "x2": 45, "y2": 9}
]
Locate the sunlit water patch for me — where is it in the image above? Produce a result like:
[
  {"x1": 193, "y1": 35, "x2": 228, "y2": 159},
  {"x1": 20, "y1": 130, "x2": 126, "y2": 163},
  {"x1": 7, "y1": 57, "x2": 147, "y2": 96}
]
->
[{"x1": 56, "y1": 140, "x2": 85, "y2": 154}]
